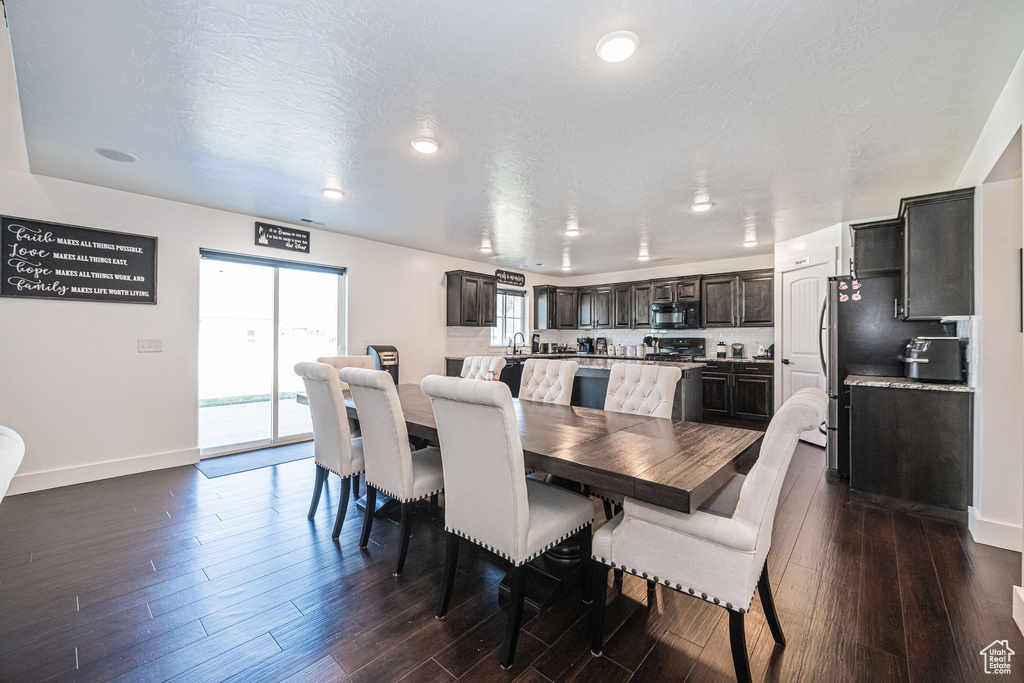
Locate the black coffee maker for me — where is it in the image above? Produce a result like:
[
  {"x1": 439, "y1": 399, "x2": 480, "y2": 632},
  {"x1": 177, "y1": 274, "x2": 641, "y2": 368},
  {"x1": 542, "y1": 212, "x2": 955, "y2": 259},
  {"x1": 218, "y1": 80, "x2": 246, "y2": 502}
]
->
[{"x1": 577, "y1": 337, "x2": 594, "y2": 353}]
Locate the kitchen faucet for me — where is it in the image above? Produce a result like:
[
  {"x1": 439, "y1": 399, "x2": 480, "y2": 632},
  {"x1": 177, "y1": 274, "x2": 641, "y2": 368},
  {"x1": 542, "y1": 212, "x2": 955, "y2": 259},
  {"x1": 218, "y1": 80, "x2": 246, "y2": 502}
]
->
[{"x1": 512, "y1": 332, "x2": 525, "y2": 355}]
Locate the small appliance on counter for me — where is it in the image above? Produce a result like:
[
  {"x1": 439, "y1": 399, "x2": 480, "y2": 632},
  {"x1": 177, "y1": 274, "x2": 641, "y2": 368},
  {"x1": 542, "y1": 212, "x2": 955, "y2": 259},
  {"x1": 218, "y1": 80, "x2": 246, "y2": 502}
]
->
[
  {"x1": 531, "y1": 332, "x2": 541, "y2": 353},
  {"x1": 577, "y1": 337, "x2": 594, "y2": 353},
  {"x1": 367, "y1": 344, "x2": 399, "y2": 384},
  {"x1": 901, "y1": 337, "x2": 968, "y2": 383},
  {"x1": 595, "y1": 337, "x2": 608, "y2": 354},
  {"x1": 731, "y1": 343, "x2": 744, "y2": 358},
  {"x1": 645, "y1": 337, "x2": 705, "y2": 361},
  {"x1": 716, "y1": 341, "x2": 727, "y2": 358}
]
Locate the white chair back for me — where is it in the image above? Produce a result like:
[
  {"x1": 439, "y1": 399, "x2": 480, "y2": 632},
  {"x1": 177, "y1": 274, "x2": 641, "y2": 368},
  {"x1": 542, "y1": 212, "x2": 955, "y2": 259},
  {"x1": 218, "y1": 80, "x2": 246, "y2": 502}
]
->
[
  {"x1": 460, "y1": 356, "x2": 507, "y2": 381},
  {"x1": 0, "y1": 426, "x2": 25, "y2": 503},
  {"x1": 294, "y1": 362, "x2": 361, "y2": 477},
  {"x1": 421, "y1": 375, "x2": 531, "y2": 563},
  {"x1": 603, "y1": 363, "x2": 682, "y2": 418},
  {"x1": 317, "y1": 355, "x2": 376, "y2": 390},
  {"x1": 339, "y1": 368, "x2": 416, "y2": 499},
  {"x1": 519, "y1": 359, "x2": 579, "y2": 405}
]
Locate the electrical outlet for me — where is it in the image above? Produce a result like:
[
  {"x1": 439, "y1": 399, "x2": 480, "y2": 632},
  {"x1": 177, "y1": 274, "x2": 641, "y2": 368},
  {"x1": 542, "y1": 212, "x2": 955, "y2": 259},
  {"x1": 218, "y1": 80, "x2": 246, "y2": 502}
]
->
[{"x1": 137, "y1": 339, "x2": 162, "y2": 353}]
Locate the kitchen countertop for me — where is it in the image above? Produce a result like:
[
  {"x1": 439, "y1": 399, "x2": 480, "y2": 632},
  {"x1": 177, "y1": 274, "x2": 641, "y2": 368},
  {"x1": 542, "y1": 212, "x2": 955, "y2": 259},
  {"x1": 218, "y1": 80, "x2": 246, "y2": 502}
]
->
[
  {"x1": 445, "y1": 354, "x2": 705, "y2": 369},
  {"x1": 844, "y1": 375, "x2": 975, "y2": 393},
  {"x1": 691, "y1": 356, "x2": 775, "y2": 364},
  {"x1": 446, "y1": 352, "x2": 762, "y2": 364}
]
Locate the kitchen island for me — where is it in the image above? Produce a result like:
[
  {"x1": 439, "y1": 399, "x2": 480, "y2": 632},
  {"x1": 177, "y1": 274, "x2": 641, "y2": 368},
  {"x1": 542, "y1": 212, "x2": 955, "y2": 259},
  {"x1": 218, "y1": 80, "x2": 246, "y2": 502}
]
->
[{"x1": 445, "y1": 355, "x2": 705, "y2": 421}]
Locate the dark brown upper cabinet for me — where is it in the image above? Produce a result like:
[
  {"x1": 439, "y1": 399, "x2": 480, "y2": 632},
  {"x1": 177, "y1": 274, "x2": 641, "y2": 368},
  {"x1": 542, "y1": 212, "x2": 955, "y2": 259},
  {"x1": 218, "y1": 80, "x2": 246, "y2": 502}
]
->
[
  {"x1": 556, "y1": 288, "x2": 579, "y2": 329},
  {"x1": 632, "y1": 282, "x2": 653, "y2": 328},
  {"x1": 613, "y1": 284, "x2": 633, "y2": 328},
  {"x1": 578, "y1": 288, "x2": 595, "y2": 329},
  {"x1": 594, "y1": 287, "x2": 613, "y2": 328},
  {"x1": 651, "y1": 279, "x2": 676, "y2": 303},
  {"x1": 701, "y1": 269, "x2": 774, "y2": 328},
  {"x1": 675, "y1": 277, "x2": 701, "y2": 301},
  {"x1": 900, "y1": 188, "x2": 975, "y2": 320},
  {"x1": 446, "y1": 270, "x2": 498, "y2": 327},
  {"x1": 851, "y1": 218, "x2": 903, "y2": 276},
  {"x1": 702, "y1": 274, "x2": 738, "y2": 327},
  {"x1": 533, "y1": 285, "x2": 558, "y2": 330}
]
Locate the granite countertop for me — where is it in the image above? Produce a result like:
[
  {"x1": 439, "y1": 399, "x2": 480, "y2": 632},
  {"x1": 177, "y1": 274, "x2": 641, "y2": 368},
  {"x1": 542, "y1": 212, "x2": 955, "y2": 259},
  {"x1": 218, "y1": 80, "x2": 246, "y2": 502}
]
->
[
  {"x1": 447, "y1": 352, "x2": 767, "y2": 363},
  {"x1": 445, "y1": 354, "x2": 704, "y2": 370},
  {"x1": 844, "y1": 375, "x2": 975, "y2": 393},
  {"x1": 691, "y1": 356, "x2": 775, "y2": 364}
]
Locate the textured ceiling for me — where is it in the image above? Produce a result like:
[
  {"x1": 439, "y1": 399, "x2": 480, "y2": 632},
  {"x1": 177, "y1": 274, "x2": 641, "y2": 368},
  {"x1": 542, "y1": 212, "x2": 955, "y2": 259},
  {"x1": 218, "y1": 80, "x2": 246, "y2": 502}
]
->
[{"x1": 4, "y1": 1, "x2": 1024, "y2": 275}]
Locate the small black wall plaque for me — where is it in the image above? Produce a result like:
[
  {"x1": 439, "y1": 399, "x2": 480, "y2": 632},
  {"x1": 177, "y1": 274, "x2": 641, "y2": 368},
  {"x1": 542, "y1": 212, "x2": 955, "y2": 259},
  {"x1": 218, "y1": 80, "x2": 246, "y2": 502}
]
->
[
  {"x1": 255, "y1": 222, "x2": 310, "y2": 253},
  {"x1": 495, "y1": 269, "x2": 526, "y2": 287},
  {"x1": 1, "y1": 216, "x2": 157, "y2": 304}
]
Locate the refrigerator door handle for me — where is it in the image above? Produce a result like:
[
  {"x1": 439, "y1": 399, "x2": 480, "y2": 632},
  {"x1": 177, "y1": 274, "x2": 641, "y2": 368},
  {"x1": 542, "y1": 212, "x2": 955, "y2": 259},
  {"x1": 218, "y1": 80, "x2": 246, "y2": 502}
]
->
[{"x1": 818, "y1": 295, "x2": 828, "y2": 377}]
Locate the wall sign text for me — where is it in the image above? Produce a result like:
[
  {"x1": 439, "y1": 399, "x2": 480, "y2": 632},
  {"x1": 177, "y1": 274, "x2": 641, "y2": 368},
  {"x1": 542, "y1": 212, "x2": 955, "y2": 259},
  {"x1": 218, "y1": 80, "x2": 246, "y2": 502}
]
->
[{"x1": 255, "y1": 222, "x2": 310, "y2": 253}]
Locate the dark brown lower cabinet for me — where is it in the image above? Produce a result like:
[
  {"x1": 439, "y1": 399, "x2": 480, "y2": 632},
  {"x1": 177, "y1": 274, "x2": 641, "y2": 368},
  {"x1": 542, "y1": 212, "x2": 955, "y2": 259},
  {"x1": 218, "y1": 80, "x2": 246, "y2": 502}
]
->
[
  {"x1": 849, "y1": 385, "x2": 972, "y2": 517},
  {"x1": 701, "y1": 362, "x2": 774, "y2": 430}
]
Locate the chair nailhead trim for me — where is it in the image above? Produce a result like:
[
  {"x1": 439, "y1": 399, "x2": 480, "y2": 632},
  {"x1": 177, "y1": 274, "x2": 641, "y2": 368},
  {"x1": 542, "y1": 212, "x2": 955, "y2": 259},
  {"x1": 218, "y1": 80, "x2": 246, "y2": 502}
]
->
[
  {"x1": 590, "y1": 557, "x2": 750, "y2": 612},
  {"x1": 449, "y1": 522, "x2": 590, "y2": 566},
  {"x1": 367, "y1": 481, "x2": 443, "y2": 504},
  {"x1": 317, "y1": 464, "x2": 365, "y2": 478}
]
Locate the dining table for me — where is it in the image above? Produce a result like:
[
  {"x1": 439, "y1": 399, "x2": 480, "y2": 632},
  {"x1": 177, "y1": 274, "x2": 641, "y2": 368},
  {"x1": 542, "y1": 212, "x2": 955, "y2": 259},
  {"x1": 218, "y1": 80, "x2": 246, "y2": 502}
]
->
[{"x1": 331, "y1": 383, "x2": 765, "y2": 611}]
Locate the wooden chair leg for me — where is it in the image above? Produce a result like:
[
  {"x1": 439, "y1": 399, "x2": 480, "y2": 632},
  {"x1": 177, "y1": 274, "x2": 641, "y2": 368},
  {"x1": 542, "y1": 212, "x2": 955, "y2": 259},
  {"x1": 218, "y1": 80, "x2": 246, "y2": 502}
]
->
[
  {"x1": 647, "y1": 579, "x2": 657, "y2": 606},
  {"x1": 500, "y1": 565, "x2": 528, "y2": 669},
  {"x1": 332, "y1": 476, "x2": 351, "y2": 540},
  {"x1": 590, "y1": 563, "x2": 610, "y2": 655},
  {"x1": 729, "y1": 610, "x2": 752, "y2": 683},
  {"x1": 602, "y1": 500, "x2": 614, "y2": 521},
  {"x1": 359, "y1": 486, "x2": 377, "y2": 548},
  {"x1": 430, "y1": 493, "x2": 439, "y2": 519},
  {"x1": 435, "y1": 532, "x2": 460, "y2": 618},
  {"x1": 579, "y1": 524, "x2": 593, "y2": 604},
  {"x1": 613, "y1": 568, "x2": 623, "y2": 589},
  {"x1": 307, "y1": 465, "x2": 327, "y2": 519},
  {"x1": 759, "y1": 562, "x2": 786, "y2": 646},
  {"x1": 394, "y1": 502, "x2": 413, "y2": 576}
]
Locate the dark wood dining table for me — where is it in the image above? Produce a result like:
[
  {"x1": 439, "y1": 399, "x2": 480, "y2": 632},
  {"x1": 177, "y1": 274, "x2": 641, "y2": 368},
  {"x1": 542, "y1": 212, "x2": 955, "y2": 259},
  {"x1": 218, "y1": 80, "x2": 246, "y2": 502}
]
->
[{"x1": 343, "y1": 384, "x2": 764, "y2": 515}]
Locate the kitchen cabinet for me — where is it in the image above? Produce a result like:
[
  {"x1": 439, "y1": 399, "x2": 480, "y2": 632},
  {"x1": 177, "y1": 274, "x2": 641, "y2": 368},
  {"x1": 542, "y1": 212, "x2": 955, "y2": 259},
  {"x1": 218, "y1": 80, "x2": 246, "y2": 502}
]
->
[
  {"x1": 578, "y1": 288, "x2": 595, "y2": 328},
  {"x1": 701, "y1": 361, "x2": 774, "y2": 430},
  {"x1": 849, "y1": 385, "x2": 972, "y2": 516},
  {"x1": 632, "y1": 282, "x2": 653, "y2": 328},
  {"x1": 594, "y1": 287, "x2": 612, "y2": 328},
  {"x1": 900, "y1": 188, "x2": 974, "y2": 320},
  {"x1": 533, "y1": 285, "x2": 558, "y2": 330},
  {"x1": 651, "y1": 279, "x2": 676, "y2": 303},
  {"x1": 738, "y1": 270, "x2": 774, "y2": 327},
  {"x1": 446, "y1": 270, "x2": 498, "y2": 327},
  {"x1": 701, "y1": 270, "x2": 773, "y2": 328},
  {"x1": 675, "y1": 277, "x2": 701, "y2": 301},
  {"x1": 556, "y1": 288, "x2": 579, "y2": 329},
  {"x1": 613, "y1": 285, "x2": 632, "y2": 328},
  {"x1": 652, "y1": 277, "x2": 702, "y2": 304},
  {"x1": 851, "y1": 218, "x2": 903, "y2": 276}
]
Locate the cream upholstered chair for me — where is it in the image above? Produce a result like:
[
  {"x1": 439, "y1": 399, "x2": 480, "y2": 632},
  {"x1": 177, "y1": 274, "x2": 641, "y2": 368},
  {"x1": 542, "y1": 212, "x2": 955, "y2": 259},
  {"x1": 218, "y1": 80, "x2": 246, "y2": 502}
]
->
[
  {"x1": 519, "y1": 358, "x2": 579, "y2": 405},
  {"x1": 421, "y1": 375, "x2": 595, "y2": 669},
  {"x1": 339, "y1": 367, "x2": 445, "y2": 576},
  {"x1": 294, "y1": 362, "x2": 365, "y2": 540},
  {"x1": 460, "y1": 355, "x2": 507, "y2": 381},
  {"x1": 595, "y1": 363, "x2": 683, "y2": 519},
  {"x1": 317, "y1": 355, "x2": 375, "y2": 435},
  {"x1": 0, "y1": 426, "x2": 25, "y2": 504},
  {"x1": 589, "y1": 388, "x2": 828, "y2": 683}
]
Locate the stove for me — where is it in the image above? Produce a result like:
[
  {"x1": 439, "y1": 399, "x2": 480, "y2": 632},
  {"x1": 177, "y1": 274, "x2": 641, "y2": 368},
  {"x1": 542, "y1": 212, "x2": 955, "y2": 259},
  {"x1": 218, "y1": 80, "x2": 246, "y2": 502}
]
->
[{"x1": 645, "y1": 337, "x2": 706, "y2": 362}]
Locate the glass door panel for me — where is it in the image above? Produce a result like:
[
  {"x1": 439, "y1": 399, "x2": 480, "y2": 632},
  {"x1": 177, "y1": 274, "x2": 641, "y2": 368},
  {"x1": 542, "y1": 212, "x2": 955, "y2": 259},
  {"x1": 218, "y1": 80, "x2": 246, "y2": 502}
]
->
[
  {"x1": 198, "y1": 260, "x2": 275, "y2": 449},
  {"x1": 277, "y1": 268, "x2": 340, "y2": 438}
]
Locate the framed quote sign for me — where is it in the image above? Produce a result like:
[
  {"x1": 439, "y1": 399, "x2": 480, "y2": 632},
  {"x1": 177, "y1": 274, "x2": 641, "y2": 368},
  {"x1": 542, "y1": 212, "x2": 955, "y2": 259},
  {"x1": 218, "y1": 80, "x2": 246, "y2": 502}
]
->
[{"x1": 1, "y1": 216, "x2": 158, "y2": 304}]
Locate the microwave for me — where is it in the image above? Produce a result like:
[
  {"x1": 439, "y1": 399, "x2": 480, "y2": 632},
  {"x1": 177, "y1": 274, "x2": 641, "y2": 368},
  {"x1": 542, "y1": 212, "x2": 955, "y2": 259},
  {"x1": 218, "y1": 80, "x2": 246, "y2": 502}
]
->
[{"x1": 650, "y1": 301, "x2": 700, "y2": 329}]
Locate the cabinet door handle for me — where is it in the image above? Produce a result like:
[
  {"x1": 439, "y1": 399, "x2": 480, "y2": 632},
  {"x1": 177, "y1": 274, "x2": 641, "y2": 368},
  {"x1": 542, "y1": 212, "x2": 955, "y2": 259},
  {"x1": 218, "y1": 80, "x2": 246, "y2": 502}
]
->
[{"x1": 894, "y1": 298, "x2": 899, "y2": 319}]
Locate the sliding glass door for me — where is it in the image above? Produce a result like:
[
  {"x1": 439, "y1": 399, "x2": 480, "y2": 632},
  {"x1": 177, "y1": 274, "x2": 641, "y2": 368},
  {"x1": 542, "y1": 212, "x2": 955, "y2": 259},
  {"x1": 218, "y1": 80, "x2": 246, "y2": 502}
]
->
[{"x1": 198, "y1": 253, "x2": 343, "y2": 455}]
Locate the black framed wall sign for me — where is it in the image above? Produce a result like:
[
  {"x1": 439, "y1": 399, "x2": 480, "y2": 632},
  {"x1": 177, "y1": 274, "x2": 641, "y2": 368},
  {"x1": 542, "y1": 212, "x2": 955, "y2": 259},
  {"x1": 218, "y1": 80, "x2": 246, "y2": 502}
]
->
[
  {"x1": 255, "y1": 222, "x2": 310, "y2": 253},
  {"x1": 495, "y1": 269, "x2": 525, "y2": 287},
  {"x1": 1, "y1": 216, "x2": 158, "y2": 304}
]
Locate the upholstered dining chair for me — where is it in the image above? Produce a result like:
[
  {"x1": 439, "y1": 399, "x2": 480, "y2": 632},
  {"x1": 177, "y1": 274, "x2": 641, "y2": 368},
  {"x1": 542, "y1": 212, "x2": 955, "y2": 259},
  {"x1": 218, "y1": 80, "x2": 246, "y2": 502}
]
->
[
  {"x1": 518, "y1": 358, "x2": 579, "y2": 405},
  {"x1": 317, "y1": 355, "x2": 376, "y2": 435},
  {"x1": 0, "y1": 425, "x2": 25, "y2": 504},
  {"x1": 596, "y1": 363, "x2": 683, "y2": 519},
  {"x1": 294, "y1": 362, "x2": 365, "y2": 539},
  {"x1": 421, "y1": 375, "x2": 595, "y2": 669},
  {"x1": 339, "y1": 367, "x2": 445, "y2": 576},
  {"x1": 460, "y1": 355, "x2": 507, "y2": 381},
  {"x1": 589, "y1": 388, "x2": 828, "y2": 683}
]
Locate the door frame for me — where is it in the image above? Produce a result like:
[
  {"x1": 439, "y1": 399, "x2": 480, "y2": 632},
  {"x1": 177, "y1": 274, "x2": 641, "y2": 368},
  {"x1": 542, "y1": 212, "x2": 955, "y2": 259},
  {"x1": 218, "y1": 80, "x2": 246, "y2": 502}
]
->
[{"x1": 774, "y1": 247, "x2": 837, "y2": 436}]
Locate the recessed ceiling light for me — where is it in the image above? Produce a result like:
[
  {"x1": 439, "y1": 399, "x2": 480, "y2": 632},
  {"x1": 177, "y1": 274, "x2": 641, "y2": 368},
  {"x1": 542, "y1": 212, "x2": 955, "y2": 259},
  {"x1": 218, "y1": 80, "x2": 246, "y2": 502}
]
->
[
  {"x1": 321, "y1": 187, "x2": 345, "y2": 200},
  {"x1": 596, "y1": 31, "x2": 639, "y2": 63},
  {"x1": 480, "y1": 246, "x2": 493, "y2": 254},
  {"x1": 411, "y1": 137, "x2": 440, "y2": 154},
  {"x1": 638, "y1": 254, "x2": 650, "y2": 261},
  {"x1": 744, "y1": 239, "x2": 758, "y2": 247},
  {"x1": 562, "y1": 265, "x2": 572, "y2": 271},
  {"x1": 565, "y1": 219, "x2": 579, "y2": 236},
  {"x1": 95, "y1": 148, "x2": 138, "y2": 163},
  {"x1": 691, "y1": 201, "x2": 714, "y2": 212}
]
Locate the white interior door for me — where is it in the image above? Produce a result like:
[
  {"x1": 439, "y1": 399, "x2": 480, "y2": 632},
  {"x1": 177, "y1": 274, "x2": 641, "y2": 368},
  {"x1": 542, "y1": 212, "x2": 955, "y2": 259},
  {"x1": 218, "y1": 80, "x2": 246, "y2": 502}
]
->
[{"x1": 781, "y1": 261, "x2": 833, "y2": 445}]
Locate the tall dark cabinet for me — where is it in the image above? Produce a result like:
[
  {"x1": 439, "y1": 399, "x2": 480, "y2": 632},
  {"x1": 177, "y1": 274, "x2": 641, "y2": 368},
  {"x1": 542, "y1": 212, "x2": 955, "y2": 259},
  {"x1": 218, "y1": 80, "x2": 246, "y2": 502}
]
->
[
  {"x1": 702, "y1": 275, "x2": 738, "y2": 327},
  {"x1": 446, "y1": 270, "x2": 497, "y2": 327},
  {"x1": 702, "y1": 270, "x2": 774, "y2": 328}
]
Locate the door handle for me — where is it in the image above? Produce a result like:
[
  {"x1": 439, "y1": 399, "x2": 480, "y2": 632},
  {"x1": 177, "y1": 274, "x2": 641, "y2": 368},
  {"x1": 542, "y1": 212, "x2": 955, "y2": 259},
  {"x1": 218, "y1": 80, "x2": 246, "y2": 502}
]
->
[{"x1": 782, "y1": 359, "x2": 791, "y2": 365}]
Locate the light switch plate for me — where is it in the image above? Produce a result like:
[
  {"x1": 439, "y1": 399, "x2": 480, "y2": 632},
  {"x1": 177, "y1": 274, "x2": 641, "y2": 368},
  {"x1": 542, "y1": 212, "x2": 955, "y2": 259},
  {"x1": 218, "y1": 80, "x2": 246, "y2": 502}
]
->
[{"x1": 138, "y1": 339, "x2": 162, "y2": 353}]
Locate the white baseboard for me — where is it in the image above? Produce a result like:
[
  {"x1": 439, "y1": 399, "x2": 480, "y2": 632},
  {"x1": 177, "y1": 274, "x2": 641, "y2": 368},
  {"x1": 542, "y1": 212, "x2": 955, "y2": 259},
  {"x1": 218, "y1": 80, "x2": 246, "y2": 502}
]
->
[
  {"x1": 5, "y1": 447, "x2": 199, "y2": 495},
  {"x1": 968, "y1": 506, "x2": 1023, "y2": 551},
  {"x1": 1014, "y1": 586, "x2": 1024, "y2": 637}
]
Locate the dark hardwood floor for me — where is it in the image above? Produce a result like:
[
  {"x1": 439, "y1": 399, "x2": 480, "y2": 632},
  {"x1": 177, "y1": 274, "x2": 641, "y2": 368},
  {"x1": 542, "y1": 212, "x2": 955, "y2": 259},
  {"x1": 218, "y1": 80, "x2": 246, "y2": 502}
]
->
[{"x1": 0, "y1": 442, "x2": 1020, "y2": 682}]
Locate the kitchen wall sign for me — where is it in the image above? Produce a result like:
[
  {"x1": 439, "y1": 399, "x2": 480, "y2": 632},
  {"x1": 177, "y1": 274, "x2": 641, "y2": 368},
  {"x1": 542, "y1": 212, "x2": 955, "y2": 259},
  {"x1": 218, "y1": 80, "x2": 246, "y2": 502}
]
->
[
  {"x1": 255, "y1": 222, "x2": 310, "y2": 253},
  {"x1": 495, "y1": 269, "x2": 525, "y2": 287},
  {"x1": 1, "y1": 216, "x2": 157, "y2": 304}
]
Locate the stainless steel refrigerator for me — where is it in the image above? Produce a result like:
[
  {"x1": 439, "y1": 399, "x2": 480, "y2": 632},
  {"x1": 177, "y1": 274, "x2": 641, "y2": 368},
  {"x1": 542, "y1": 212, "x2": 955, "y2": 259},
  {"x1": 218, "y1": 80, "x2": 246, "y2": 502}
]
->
[{"x1": 820, "y1": 275, "x2": 954, "y2": 477}]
